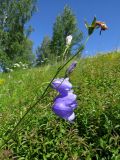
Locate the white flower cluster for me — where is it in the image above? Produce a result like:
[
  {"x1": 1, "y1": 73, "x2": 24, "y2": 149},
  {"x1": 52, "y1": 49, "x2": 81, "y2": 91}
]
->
[
  {"x1": 5, "y1": 62, "x2": 29, "y2": 72},
  {"x1": 13, "y1": 62, "x2": 28, "y2": 69},
  {"x1": 13, "y1": 63, "x2": 20, "y2": 68},
  {"x1": 5, "y1": 68, "x2": 13, "y2": 72},
  {"x1": 37, "y1": 58, "x2": 49, "y2": 64}
]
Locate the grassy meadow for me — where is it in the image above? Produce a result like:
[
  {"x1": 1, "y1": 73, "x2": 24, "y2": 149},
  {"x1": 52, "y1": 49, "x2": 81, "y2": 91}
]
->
[{"x1": 0, "y1": 52, "x2": 120, "y2": 159}]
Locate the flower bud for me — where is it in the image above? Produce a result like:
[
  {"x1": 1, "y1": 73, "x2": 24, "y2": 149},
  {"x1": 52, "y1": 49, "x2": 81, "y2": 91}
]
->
[{"x1": 65, "y1": 61, "x2": 77, "y2": 76}]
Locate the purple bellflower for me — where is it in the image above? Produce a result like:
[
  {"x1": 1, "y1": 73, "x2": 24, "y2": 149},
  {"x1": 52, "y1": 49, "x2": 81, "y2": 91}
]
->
[
  {"x1": 52, "y1": 102, "x2": 73, "y2": 120},
  {"x1": 52, "y1": 78, "x2": 72, "y2": 95},
  {"x1": 51, "y1": 77, "x2": 78, "y2": 122},
  {"x1": 54, "y1": 90, "x2": 77, "y2": 109}
]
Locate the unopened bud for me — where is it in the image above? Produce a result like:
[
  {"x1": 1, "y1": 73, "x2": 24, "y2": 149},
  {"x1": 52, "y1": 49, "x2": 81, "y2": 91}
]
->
[{"x1": 65, "y1": 61, "x2": 77, "y2": 76}]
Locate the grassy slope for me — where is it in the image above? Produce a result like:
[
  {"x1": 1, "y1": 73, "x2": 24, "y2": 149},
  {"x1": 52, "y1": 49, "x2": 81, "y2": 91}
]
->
[{"x1": 0, "y1": 52, "x2": 120, "y2": 159}]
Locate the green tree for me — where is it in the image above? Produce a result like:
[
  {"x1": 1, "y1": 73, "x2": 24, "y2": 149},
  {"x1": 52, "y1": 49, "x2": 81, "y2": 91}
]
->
[
  {"x1": 36, "y1": 36, "x2": 51, "y2": 66},
  {"x1": 0, "y1": 0, "x2": 37, "y2": 70},
  {"x1": 51, "y1": 5, "x2": 83, "y2": 60}
]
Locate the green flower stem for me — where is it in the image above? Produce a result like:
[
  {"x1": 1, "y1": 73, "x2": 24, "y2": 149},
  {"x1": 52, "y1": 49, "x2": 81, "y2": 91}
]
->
[
  {"x1": 62, "y1": 45, "x2": 69, "y2": 62},
  {"x1": 0, "y1": 35, "x2": 90, "y2": 149}
]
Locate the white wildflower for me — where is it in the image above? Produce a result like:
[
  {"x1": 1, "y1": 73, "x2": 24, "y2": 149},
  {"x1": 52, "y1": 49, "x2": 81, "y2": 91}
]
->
[
  {"x1": 6, "y1": 67, "x2": 10, "y2": 71},
  {"x1": 14, "y1": 63, "x2": 20, "y2": 68},
  {"x1": 9, "y1": 69, "x2": 13, "y2": 72},
  {"x1": 19, "y1": 62, "x2": 23, "y2": 65},
  {"x1": 66, "y1": 35, "x2": 72, "y2": 45}
]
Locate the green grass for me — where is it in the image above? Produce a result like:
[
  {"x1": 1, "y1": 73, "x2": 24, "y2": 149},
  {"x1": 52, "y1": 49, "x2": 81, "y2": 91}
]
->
[{"x1": 0, "y1": 52, "x2": 120, "y2": 160}]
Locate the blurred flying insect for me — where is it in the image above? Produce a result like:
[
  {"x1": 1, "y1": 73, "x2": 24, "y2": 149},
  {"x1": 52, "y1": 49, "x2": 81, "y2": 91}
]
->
[
  {"x1": 95, "y1": 21, "x2": 108, "y2": 35},
  {"x1": 85, "y1": 16, "x2": 108, "y2": 35}
]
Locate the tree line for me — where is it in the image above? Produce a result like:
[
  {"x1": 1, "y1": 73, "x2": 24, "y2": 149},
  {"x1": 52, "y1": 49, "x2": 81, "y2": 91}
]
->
[
  {"x1": 0, "y1": 0, "x2": 37, "y2": 71},
  {"x1": 0, "y1": 1, "x2": 83, "y2": 71},
  {"x1": 36, "y1": 5, "x2": 83, "y2": 66}
]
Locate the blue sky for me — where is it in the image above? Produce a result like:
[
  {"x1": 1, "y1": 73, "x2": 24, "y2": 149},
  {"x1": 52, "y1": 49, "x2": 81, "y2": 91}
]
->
[{"x1": 27, "y1": 0, "x2": 120, "y2": 56}]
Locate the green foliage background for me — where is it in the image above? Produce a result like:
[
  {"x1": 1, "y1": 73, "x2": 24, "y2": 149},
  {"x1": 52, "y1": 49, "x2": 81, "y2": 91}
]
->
[
  {"x1": 36, "y1": 6, "x2": 83, "y2": 66},
  {"x1": 0, "y1": 0, "x2": 37, "y2": 70},
  {"x1": 0, "y1": 52, "x2": 120, "y2": 159}
]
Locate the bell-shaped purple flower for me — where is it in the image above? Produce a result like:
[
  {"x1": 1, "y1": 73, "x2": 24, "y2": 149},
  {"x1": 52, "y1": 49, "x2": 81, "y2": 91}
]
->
[
  {"x1": 51, "y1": 77, "x2": 77, "y2": 122},
  {"x1": 54, "y1": 90, "x2": 77, "y2": 109},
  {"x1": 52, "y1": 102, "x2": 75, "y2": 121},
  {"x1": 52, "y1": 78, "x2": 72, "y2": 94}
]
